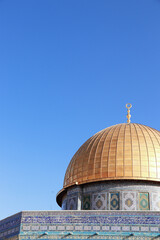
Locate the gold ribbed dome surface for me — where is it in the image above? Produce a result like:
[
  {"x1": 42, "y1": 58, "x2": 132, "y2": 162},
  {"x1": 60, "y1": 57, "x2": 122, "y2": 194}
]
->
[{"x1": 64, "y1": 123, "x2": 160, "y2": 188}]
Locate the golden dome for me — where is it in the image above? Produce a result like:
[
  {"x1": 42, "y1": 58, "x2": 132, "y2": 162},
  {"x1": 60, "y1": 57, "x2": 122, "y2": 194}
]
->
[{"x1": 63, "y1": 123, "x2": 160, "y2": 188}]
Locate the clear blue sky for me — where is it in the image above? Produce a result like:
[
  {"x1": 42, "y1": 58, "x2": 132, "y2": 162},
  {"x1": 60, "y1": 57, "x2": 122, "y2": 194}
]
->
[{"x1": 0, "y1": 0, "x2": 160, "y2": 219}]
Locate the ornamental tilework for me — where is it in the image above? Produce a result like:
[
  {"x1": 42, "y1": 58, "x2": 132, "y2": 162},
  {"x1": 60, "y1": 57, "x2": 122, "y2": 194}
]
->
[
  {"x1": 57, "y1": 225, "x2": 65, "y2": 230},
  {"x1": 110, "y1": 192, "x2": 119, "y2": 210},
  {"x1": 49, "y1": 226, "x2": 56, "y2": 230},
  {"x1": 111, "y1": 226, "x2": 121, "y2": 231},
  {"x1": 122, "y1": 192, "x2": 136, "y2": 210},
  {"x1": 31, "y1": 226, "x2": 39, "y2": 230},
  {"x1": 67, "y1": 196, "x2": 77, "y2": 210},
  {"x1": 139, "y1": 193, "x2": 149, "y2": 210},
  {"x1": 62, "y1": 182, "x2": 160, "y2": 211},
  {"x1": 40, "y1": 225, "x2": 47, "y2": 231},
  {"x1": 23, "y1": 226, "x2": 30, "y2": 231},
  {"x1": 2, "y1": 211, "x2": 160, "y2": 239},
  {"x1": 151, "y1": 192, "x2": 160, "y2": 210},
  {"x1": 84, "y1": 226, "x2": 91, "y2": 231},
  {"x1": 83, "y1": 195, "x2": 91, "y2": 210},
  {"x1": 131, "y1": 226, "x2": 139, "y2": 231},
  {"x1": 92, "y1": 193, "x2": 107, "y2": 210},
  {"x1": 150, "y1": 227, "x2": 159, "y2": 232},
  {"x1": 75, "y1": 225, "x2": 83, "y2": 231},
  {"x1": 122, "y1": 226, "x2": 130, "y2": 231},
  {"x1": 93, "y1": 226, "x2": 100, "y2": 230},
  {"x1": 102, "y1": 226, "x2": 110, "y2": 231},
  {"x1": 66, "y1": 225, "x2": 74, "y2": 230},
  {"x1": 141, "y1": 226, "x2": 149, "y2": 232}
]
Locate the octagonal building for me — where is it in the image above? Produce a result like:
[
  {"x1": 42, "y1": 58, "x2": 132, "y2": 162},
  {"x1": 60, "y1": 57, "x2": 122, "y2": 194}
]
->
[{"x1": 1, "y1": 105, "x2": 160, "y2": 240}]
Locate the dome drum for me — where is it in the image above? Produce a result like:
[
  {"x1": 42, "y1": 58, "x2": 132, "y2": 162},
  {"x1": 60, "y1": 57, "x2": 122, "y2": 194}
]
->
[{"x1": 60, "y1": 180, "x2": 160, "y2": 211}]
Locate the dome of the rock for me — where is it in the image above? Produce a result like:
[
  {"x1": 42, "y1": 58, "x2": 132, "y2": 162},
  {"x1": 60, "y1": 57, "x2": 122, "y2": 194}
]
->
[
  {"x1": 57, "y1": 122, "x2": 160, "y2": 210},
  {"x1": 64, "y1": 123, "x2": 160, "y2": 187}
]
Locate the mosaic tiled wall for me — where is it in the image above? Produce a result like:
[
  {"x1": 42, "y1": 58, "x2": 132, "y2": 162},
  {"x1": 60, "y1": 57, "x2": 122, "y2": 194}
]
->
[
  {"x1": 1, "y1": 210, "x2": 160, "y2": 239},
  {"x1": 62, "y1": 181, "x2": 160, "y2": 211},
  {"x1": 0, "y1": 212, "x2": 21, "y2": 239}
]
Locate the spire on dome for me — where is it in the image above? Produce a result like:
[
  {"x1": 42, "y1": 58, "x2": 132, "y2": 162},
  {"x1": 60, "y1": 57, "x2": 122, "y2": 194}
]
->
[{"x1": 126, "y1": 103, "x2": 132, "y2": 123}]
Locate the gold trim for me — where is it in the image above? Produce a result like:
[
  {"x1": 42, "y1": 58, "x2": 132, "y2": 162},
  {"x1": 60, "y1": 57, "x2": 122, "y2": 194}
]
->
[{"x1": 126, "y1": 103, "x2": 132, "y2": 123}]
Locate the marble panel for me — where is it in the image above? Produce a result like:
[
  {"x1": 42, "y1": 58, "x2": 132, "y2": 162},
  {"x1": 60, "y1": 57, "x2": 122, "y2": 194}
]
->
[
  {"x1": 122, "y1": 192, "x2": 137, "y2": 210},
  {"x1": 151, "y1": 192, "x2": 160, "y2": 210},
  {"x1": 92, "y1": 193, "x2": 107, "y2": 210}
]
